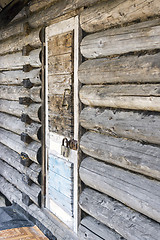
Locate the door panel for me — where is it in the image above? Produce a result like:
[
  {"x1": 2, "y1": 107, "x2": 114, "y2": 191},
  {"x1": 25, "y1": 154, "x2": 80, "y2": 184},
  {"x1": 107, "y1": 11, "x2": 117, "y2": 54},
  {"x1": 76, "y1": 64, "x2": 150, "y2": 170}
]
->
[{"x1": 45, "y1": 17, "x2": 80, "y2": 231}]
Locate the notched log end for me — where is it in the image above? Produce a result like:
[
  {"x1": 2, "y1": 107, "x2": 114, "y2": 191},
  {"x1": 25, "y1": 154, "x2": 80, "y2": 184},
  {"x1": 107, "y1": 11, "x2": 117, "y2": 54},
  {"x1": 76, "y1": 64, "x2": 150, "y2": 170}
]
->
[
  {"x1": 22, "y1": 174, "x2": 33, "y2": 186},
  {"x1": 21, "y1": 132, "x2": 33, "y2": 144},
  {"x1": 22, "y1": 192, "x2": 33, "y2": 206},
  {"x1": 23, "y1": 78, "x2": 33, "y2": 88},
  {"x1": 20, "y1": 152, "x2": 32, "y2": 167},
  {"x1": 19, "y1": 97, "x2": 33, "y2": 106}
]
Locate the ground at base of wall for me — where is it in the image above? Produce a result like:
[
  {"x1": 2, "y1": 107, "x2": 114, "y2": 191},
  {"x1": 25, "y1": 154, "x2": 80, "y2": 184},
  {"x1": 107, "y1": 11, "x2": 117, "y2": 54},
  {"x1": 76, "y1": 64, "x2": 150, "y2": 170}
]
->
[{"x1": 0, "y1": 205, "x2": 56, "y2": 240}]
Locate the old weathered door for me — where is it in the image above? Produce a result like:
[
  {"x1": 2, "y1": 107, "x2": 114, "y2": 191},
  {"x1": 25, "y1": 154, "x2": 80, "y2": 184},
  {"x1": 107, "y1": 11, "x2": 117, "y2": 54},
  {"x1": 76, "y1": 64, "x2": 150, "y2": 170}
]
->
[{"x1": 45, "y1": 17, "x2": 80, "y2": 231}]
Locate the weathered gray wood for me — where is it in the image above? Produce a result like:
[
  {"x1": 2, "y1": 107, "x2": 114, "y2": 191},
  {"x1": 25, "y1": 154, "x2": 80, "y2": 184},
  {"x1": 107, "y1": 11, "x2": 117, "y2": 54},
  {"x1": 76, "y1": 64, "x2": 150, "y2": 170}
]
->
[
  {"x1": 79, "y1": 188, "x2": 160, "y2": 240},
  {"x1": 0, "y1": 0, "x2": 30, "y2": 28},
  {"x1": 0, "y1": 21, "x2": 24, "y2": 41},
  {"x1": 29, "y1": 0, "x2": 58, "y2": 13},
  {"x1": 0, "y1": 100, "x2": 41, "y2": 122},
  {"x1": 0, "y1": 175, "x2": 22, "y2": 204},
  {"x1": 0, "y1": 69, "x2": 41, "y2": 85},
  {"x1": 79, "y1": 84, "x2": 160, "y2": 111},
  {"x1": 0, "y1": 112, "x2": 41, "y2": 142},
  {"x1": 79, "y1": 216, "x2": 125, "y2": 240},
  {"x1": 0, "y1": 49, "x2": 41, "y2": 70},
  {"x1": 78, "y1": 53, "x2": 160, "y2": 84},
  {"x1": 28, "y1": 0, "x2": 101, "y2": 28},
  {"x1": 0, "y1": 159, "x2": 41, "y2": 206},
  {"x1": 0, "y1": 143, "x2": 41, "y2": 185},
  {"x1": 0, "y1": 27, "x2": 41, "y2": 55},
  {"x1": 80, "y1": 132, "x2": 160, "y2": 180},
  {"x1": 80, "y1": 157, "x2": 160, "y2": 222},
  {"x1": 0, "y1": 177, "x2": 77, "y2": 240},
  {"x1": 0, "y1": 128, "x2": 41, "y2": 164},
  {"x1": 80, "y1": 107, "x2": 160, "y2": 145},
  {"x1": 80, "y1": 0, "x2": 160, "y2": 33},
  {"x1": 0, "y1": 86, "x2": 41, "y2": 103},
  {"x1": 80, "y1": 19, "x2": 160, "y2": 58}
]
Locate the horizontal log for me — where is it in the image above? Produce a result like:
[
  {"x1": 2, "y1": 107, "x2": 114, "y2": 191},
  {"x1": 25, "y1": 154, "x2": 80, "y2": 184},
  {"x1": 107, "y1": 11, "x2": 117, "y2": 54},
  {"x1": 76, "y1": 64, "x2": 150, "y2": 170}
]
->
[
  {"x1": 0, "y1": 128, "x2": 41, "y2": 164},
  {"x1": 0, "y1": 175, "x2": 22, "y2": 204},
  {"x1": 80, "y1": 0, "x2": 160, "y2": 33},
  {"x1": 0, "y1": 21, "x2": 24, "y2": 41},
  {"x1": 0, "y1": 100, "x2": 41, "y2": 122},
  {"x1": 0, "y1": 69, "x2": 41, "y2": 85},
  {"x1": 78, "y1": 216, "x2": 125, "y2": 240},
  {"x1": 80, "y1": 107, "x2": 160, "y2": 145},
  {"x1": 78, "y1": 53, "x2": 160, "y2": 84},
  {"x1": 0, "y1": 27, "x2": 41, "y2": 55},
  {"x1": 0, "y1": 179, "x2": 77, "y2": 240},
  {"x1": 80, "y1": 157, "x2": 160, "y2": 222},
  {"x1": 0, "y1": 143, "x2": 41, "y2": 185},
  {"x1": 0, "y1": 49, "x2": 41, "y2": 70},
  {"x1": 80, "y1": 19, "x2": 160, "y2": 58},
  {"x1": 0, "y1": 159, "x2": 41, "y2": 206},
  {"x1": 28, "y1": 0, "x2": 101, "y2": 28},
  {"x1": 29, "y1": 0, "x2": 60, "y2": 13},
  {"x1": 79, "y1": 188, "x2": 160, "y2": 240},
  {"x1": 0, "y1": 86, "x2": 41, "y2": 103},
  {"x1": 80, "y1": 132, "x2": 160, "y2": 180},
  {"x1": 80, "y1": 84, "x2": 160, "y2": 111},
  {"x1": 0, "y1": 113, "x2": 41, "y2": 142}
]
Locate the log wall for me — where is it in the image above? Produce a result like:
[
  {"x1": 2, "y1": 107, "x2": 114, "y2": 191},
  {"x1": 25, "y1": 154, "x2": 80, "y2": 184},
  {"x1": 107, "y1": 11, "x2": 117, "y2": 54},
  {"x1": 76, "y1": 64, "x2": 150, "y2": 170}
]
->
[
  {"x1": 0, "y1": 0, "x2": 99, "y2": 239},
  {"x1": 78, "y1": 0, "x2": 160, "y2": 239},
  {"x1": 0, "y1": 0, "x2": 160, "y2": 239}
]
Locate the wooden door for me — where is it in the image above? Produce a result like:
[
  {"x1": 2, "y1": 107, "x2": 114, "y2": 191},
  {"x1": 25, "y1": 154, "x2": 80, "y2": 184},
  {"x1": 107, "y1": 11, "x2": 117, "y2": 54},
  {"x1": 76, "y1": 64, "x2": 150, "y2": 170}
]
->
[{"x1": 45, "y1": 17, "x2": 80, "y2": 231}]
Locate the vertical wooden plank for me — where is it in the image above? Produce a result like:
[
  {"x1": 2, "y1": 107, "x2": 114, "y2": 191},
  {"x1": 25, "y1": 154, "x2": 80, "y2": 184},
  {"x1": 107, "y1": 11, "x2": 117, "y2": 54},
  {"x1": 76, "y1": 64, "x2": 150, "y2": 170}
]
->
[
  {"x1": 45, "y1": 26, "x2": 49, "y2": 209},
  {"x1": 73, "y1": 15, "x2": 82, "y2": 233}
]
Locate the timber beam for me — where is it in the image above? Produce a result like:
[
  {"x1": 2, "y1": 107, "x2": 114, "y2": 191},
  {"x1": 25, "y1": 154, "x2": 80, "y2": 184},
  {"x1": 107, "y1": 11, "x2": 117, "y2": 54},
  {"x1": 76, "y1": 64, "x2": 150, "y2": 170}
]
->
[{"x1": 0, "y1": 0, "x2": 31, "y2": 28}]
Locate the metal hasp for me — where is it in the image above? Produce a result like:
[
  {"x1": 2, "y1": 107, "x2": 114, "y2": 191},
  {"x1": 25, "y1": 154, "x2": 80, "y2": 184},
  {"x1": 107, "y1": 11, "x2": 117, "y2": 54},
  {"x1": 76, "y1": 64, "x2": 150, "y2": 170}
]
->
[{"x1": 69, "y1": 139, "x2": 78, "y2": 150}]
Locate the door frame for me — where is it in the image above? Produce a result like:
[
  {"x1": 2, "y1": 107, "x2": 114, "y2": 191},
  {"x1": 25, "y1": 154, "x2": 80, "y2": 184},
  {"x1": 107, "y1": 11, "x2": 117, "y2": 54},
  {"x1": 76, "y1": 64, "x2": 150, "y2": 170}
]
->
[{"x1": 42, "y1": 16, "x2": 81, "y2": 233}]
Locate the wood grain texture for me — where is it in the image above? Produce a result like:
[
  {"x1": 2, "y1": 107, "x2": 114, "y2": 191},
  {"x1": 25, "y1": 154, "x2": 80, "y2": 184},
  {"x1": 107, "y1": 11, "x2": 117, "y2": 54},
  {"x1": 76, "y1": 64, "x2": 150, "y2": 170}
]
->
[
  {"x1": 0, "y1": 69, "x2": 41, "y2": 85},
  {"x1": 0, "y1": 21, "x2": 24, "y2": 41},
  {"x1": 0, "y1": 27, "x2": 41, "y2": 55},
  {"x1": 0, "y1": 100, "x2": 41, "y2": 122},
  {"x1": 0, "y1": 143, "x2": 41, "y2": 185},
  {"x1": 78, "y1": 53, "x2": 160, "y2": 84},
  {"x1": 80, "y1": 107, "x2": 160, "y2": 145},
  {"x1": 0, "y1": 112, "x2": 41, "y2": 142},
  {"x1": 0, "y1": 175, "x2": 22, "y2": 204},
  {"x1": 0, "y1": 226, "x2": 48, "y2": 239},
  {"x1": 80, "y1": 131, "x2": 160, "y2": 180},
  {"x1": 0, "y1": 177, "x2": 77, "y2": 240},
  {"x1": 29, "y1": 0, "x2": 58, "y2": 13},
  {"x1": 48, "y1": 74, "x2": 72, "y2": 95},
  {"x1": 28, "y1": 0, "x2": 101, "y2": 28},
  {"x1": 48, "y1": 187, "x2": 73, "y2": 216},
  {"x1": 0, "y1": 49, "x2": 41, "y2": 71},
  {"x1": 80, "y1": 19, "x2": 160, "y2": 58},
  {"x1": 49, "y1": 155, "x2": 73, "y2": 180},
  {"x1": 80, "y1": 0, "x2": 160, "y2": 32},
  {"x1": 0, "y1": 159, "x2": 41, "y2": 206},
  {"x1": 0, "y1": 86, "x2": 41, "y2": 103},
  {"x1": 80, "y1": 84, "x2": 160, "y2": 111},
  {"x1": 48, "y1": 54, "x2": 73, "y2": 74},
  {"x1": 78, "y1": 216, "x2": 125, "y2": 240},
  {"x1": 0, "y1": 128, "x2": 41, "y2": 164},
  {"x1": 79, "y1": 157, "x2": 160, "y2": 222},
  {"x1": 79, "y1": 188, "x2": 160, "y2": 240},
  {"x1": 48, "y1": 31, "x2": 73, "y2": 57}
]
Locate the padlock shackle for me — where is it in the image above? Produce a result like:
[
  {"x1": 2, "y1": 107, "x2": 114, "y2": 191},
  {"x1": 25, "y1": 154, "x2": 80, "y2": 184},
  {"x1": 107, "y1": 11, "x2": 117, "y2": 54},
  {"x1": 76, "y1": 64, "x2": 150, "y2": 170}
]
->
[{"x1": 62, "y1": 137, "x2": 69, "y2": 147}]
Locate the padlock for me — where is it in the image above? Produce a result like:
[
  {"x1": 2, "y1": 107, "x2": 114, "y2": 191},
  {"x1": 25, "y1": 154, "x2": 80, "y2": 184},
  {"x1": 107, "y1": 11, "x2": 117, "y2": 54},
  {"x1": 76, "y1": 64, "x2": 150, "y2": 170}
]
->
[{"x1": 61, "y1": 138, "x2": 69, "y2": 157}]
